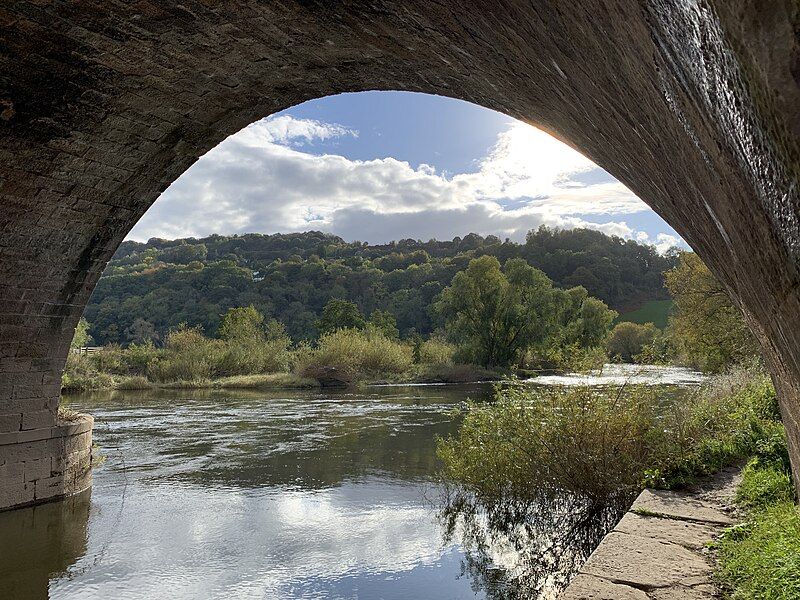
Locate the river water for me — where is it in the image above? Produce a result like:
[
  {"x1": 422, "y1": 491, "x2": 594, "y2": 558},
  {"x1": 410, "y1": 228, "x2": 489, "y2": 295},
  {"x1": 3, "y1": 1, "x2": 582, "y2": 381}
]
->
[{"x1": 0, "y1": 365, "x2": 703, "y2": 600}]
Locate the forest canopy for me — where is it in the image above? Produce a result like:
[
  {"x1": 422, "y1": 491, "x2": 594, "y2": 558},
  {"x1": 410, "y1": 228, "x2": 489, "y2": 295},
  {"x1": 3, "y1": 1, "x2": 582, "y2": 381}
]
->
[{"x1": 85, "y1": 227, "x2": 678, "y2": 346}]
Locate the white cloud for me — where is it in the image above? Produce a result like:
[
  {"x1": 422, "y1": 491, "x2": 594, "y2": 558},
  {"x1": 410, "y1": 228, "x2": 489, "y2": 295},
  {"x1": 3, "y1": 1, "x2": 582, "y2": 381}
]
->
[
  {"x1": 235, "y1": 115, "x2": 357, "y2": 147},
  {"x1": 129, "y1": 115, "x2": 667, "y2": 247}
]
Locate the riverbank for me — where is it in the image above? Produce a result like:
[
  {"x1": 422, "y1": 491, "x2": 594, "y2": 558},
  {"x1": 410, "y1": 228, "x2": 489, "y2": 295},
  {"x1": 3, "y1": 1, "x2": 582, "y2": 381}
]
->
[
  {"x1": 64, "y1": 372, "x2": 320, "y2": 393},
  {"x1": 561, "y1": 465, "x2": 741, "y2": 599},
  {"x1": 62, "y1": 356, "x2": 508, "y2": 393}
]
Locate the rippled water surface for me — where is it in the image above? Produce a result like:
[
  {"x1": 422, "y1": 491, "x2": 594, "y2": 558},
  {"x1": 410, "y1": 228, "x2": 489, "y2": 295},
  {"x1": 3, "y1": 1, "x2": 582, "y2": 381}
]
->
[{"x1": 0, "y1": 369, "x2": 703, "y2": 599}]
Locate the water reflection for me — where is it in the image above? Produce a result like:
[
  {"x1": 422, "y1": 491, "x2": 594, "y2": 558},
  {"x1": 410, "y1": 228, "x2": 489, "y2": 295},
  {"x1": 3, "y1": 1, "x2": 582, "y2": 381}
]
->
[
  {"x1": 438, "y1": 487, "x2": 634, "y2": 599},
  {"x1": 0, "y1": 490, "x2": 91, "y2": 600}
]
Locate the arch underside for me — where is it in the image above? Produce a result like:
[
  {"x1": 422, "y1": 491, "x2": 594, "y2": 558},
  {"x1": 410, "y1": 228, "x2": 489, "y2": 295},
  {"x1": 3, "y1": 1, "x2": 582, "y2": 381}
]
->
[{"x1": 0, "y1": 0, "x2": 799, "y2": 509}]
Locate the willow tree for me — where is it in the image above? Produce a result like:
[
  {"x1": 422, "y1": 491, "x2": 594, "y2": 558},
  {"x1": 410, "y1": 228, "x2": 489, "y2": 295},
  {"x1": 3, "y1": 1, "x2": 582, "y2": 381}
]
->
[{"x1": 436, "y1": 256, "x2": 564, "y2": 368}]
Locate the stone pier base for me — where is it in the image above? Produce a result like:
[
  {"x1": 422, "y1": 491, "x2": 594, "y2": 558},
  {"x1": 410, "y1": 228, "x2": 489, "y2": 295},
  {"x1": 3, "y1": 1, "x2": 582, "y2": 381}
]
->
[{"x1": 0, "y1": 415, "x2": 93, "y2": 511}]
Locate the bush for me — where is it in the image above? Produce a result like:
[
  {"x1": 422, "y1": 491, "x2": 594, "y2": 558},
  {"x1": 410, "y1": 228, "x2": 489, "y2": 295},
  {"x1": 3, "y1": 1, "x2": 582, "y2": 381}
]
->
[
  {"x1": 122, "y1": 341, "x2": 160, "y2": 375},
  {"x1": 61, "y1": 352, "x2": 114, "y2": 392},
  {"x1": 91, "y1": 344, "x2": 127, "y2": 375},
  {"x1": 148, "y1": 325, "x2": 224, "y2": 382},
  {"x1": 217, "y1": 338, "x2": 290, "y2": 376},
  {"x1": 644, "y1": 366, "x2": 783, "y2": 488},
  {"x1": 295, "y1": 327, "x2": 412, "y2": 380},
  {"x1": 606, "y1": 322, "x2": 657, "y2": 362},
  {"x1": 438, "y1": 383, "x2": 660, "y2": 504},
  {"x1": 439, "y1": 364, "x2": 784, "y2": 503},
  {"x1": 418, "y1": 337, "x2": 455, "y2": 365}
]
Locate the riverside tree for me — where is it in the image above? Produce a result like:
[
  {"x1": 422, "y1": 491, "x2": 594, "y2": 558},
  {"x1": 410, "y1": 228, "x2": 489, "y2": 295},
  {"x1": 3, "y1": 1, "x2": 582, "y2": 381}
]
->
[
  {"x1": 316, "y1": 299, "x2": 366, "y2": 335},
  {"x1": 665, "y1": 252, "x2": 759, "y2": 372},
  {"x1": 436, "y1": 256, "x2": 563, "y2": 368}
]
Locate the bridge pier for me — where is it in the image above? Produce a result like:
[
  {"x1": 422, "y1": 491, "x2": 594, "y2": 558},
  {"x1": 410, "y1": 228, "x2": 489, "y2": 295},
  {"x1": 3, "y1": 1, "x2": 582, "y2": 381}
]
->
[{"x1": 0, "y1": 415, "x2": 92, "y2": 511}]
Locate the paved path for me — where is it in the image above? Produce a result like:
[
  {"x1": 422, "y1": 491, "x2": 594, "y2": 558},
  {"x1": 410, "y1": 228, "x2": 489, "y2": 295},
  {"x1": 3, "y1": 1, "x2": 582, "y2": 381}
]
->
[{"x1": 560, "y1": 467, "x2": 741, "y2": 599}]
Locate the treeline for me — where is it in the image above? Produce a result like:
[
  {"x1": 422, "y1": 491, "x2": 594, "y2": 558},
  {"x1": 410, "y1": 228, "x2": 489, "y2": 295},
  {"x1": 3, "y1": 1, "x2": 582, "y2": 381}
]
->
[
  {"x1": 66, "y1": 254, "x2": 622, "y2": 390},
  {"x1": 85, "y1": 227, "x2": 677, "y2": 346}
]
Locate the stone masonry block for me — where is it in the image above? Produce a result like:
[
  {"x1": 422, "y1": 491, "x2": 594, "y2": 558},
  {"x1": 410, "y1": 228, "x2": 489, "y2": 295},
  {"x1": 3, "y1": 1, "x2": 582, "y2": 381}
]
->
[
  {"x1": 23, "y1": 457, "x2": 51, "y2": 482},
  {"x1": 21, "y1": 409, "x2": 55, "y2": 430}
]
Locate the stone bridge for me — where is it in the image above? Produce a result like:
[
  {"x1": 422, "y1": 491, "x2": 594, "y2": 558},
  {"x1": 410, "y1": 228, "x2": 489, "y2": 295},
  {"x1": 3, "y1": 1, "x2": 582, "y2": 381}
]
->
[{"x1": 0, "y1": 1, "x2": 798, "y2": 510}]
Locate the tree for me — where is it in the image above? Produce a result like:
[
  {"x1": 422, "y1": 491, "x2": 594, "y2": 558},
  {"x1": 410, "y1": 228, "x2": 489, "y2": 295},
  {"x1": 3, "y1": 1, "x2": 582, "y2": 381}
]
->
[
  {"x1": 436, "y1": 256, "x2": 562, "y2": 368},
  {"x1": 70, "y1": 317, "x2": 93, "y2": 349},
  {"x1": 316, "y1": 299, "x2": 366, "y2": 335},
  {"x1": 218, "y1": 305, "x2": 264, "y2": 343},
  {"x1": 368, "y1": 309, "x2": 399, "y2": 339},
  {"x1": 558, "y1": 287, "x2": 617, "y2": 348},
  {"x1": 125, "y1": 318, "x2": 158, "y2": 345},
  {"x1": 606, "y1": 322, "x2": 658, "y2": 362},
  {"x1": 664, "y1": 252, "x2": 758, "y2": 372}
]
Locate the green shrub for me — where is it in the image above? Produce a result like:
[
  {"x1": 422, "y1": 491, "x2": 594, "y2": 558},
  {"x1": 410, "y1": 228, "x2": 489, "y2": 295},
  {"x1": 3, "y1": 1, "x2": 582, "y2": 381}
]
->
[
  {"x1": 217, "y1": 338, "x2": 290, "y2": 375},
  {"x1": 295, "y1": 327, "x2": 412, "y2": 380},
  {"x1": 91, "y1": 344, "x2": 127, "y2": 375},
  {"x1": 148, "y1": 325, "x2": 224, "y2": 382},
  {"x1": 418, "y1": 337, "x2": 455, "y2": 365},
  {"x1": 61, "y1": 352, "x2": 114, "y2": 392},
  {"x1": 644, "y1": 366, "x2": 782, "y2": 488},
  {"x1": 439, "y1": 364, "x2": 783, "y2": 503},
  {"x1": 122, "y1": 341, "x2": 160, "y2": 375},
  {"x1": 438, "y1": 383, "x2": 660, "y2": 504}
]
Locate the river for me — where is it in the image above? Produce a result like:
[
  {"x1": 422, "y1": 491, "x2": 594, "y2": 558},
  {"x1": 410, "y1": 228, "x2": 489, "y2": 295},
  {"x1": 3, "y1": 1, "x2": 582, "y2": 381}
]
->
[{"x1": 0, "y1": 365, "x2": 704, "y2": 600}]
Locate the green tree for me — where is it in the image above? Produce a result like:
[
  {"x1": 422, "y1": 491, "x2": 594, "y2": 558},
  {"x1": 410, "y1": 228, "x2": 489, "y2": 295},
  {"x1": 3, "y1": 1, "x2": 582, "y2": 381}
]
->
[
  {"x1": 218, "y1": 305, "x2": 264, "y2": 342},
  {"x1": 436, "y1": 256, "x2": 562, "y2": 368},
  {"x1": 368, "y1": 309, "x2": 399, "y2": 339},
  {"x1": 70, "y1": 317, "x2": 93, "y2": 349},
  {"x1": 558, "y1": 287, "x2": 617, "y2": 348},
  {"x1": 606, "y1": 322, "x2": 658, "y2": 362},
  {"x1": 665, "y1": 252, "x2": 758, "y2": 372},
  {"x1": 125, "y1": 318, "x2": 158, "y2": 345},
  {"x1": 316, "y1": 299, "x2": 366, "y2": 335}
]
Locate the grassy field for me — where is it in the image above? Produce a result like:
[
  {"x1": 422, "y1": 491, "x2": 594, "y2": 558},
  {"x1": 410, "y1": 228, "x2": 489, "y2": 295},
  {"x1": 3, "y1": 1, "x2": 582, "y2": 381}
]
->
[{"x1": 616, "y1": 299, "x2": 673, "y2": 329}]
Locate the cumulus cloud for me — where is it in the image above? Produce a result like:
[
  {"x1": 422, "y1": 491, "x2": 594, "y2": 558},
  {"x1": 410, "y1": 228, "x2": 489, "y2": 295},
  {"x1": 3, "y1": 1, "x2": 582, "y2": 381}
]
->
[{"x1": 129, "y1": 115, "x2": 669, "y2": 248}]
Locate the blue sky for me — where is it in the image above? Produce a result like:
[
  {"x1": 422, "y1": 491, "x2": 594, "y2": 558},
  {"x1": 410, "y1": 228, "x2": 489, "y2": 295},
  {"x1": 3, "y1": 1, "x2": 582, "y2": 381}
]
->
[{"x1": 129, "y1": 91, "x2": 684, "y2": 252}]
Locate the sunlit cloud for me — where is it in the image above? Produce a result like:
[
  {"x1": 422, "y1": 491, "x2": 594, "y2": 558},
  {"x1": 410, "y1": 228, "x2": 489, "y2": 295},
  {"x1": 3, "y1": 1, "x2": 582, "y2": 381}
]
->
[{"x1": 128, "y1": 115, "x2": 670, "y2": 249}]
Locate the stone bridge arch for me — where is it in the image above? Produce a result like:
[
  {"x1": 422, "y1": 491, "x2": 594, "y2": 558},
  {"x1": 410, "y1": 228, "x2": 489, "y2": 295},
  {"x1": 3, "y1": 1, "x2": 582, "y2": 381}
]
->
[{"x1": 1, "y1": 1, "x2": 799, "y2": 509}]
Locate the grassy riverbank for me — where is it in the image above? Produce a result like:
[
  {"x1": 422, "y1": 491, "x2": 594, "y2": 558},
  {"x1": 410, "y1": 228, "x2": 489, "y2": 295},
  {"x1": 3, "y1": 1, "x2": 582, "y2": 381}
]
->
[
  {"x1": 62, "y1": 325, "x2": 510, "y2": 393},
  {"x1": 714, "y1": 436, "x2": 799, "y2": 598},
  {"x1": 439, "y1": 363, "x2": 784, "y2": 500}
]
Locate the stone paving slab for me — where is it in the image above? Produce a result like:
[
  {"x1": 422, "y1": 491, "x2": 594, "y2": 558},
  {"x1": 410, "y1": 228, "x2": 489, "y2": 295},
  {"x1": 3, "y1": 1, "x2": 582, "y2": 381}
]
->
[
  {"x1": 631, "y1": 489, "x2": 735, "y2": 525},
  {"x1": 613, "y1": 513, "x2": 719, "y2": 550},
  {"x1": 560, "y1": 467, "x2": 741, "y2": 599}
]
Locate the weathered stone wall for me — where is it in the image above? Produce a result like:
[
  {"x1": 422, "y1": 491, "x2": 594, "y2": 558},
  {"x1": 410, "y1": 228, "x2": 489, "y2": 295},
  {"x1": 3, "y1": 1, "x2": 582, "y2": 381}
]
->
[
  {"x1": 0, "y1": 0, "x2": 798, "y2": 509},
  {"x1": 0, "y1": 415, "x2": 92, "y2": 511}
]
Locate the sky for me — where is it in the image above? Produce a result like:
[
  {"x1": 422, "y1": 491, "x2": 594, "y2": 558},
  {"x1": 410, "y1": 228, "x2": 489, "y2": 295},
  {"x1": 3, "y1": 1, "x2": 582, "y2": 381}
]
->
[{"x1": 128, "y1": 91, "x2": 684, "y2": 253}]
